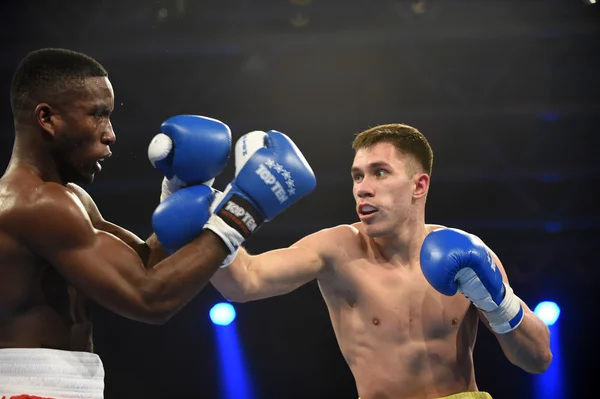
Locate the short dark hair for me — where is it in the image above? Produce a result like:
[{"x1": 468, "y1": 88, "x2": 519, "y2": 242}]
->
[
  {"x1": 352, "y1": 123, "x2": 434, "y2": 176},
  {"x1": 10, "y1": 48, "x2": 108, "y2": 114}
]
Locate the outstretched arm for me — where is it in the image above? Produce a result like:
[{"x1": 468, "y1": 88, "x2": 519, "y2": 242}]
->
[
  {"x1": 211, "y1": 229, "x2": 332, "y2": 302},
  {"x1": 479, "y1": 249, "x2": 552, "y2": 374}
]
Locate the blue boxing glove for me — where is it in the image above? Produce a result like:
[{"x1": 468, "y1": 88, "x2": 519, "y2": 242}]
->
[
  {"x1": 420, "y1": 228, "x2": 524, "y2": 334},
  {"x1": 205, "y1": 130, "x2": 316, "y2": 256},
  {"x1": 148, "y1": 115, "x2": 232, "y2": 202},
  {"x1": 152, "y1": 184, "x2": 215, "y2": 254}
]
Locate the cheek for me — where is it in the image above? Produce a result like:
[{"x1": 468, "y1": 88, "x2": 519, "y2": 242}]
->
[
  {"x1": 388, "y1": 181, "x2": 412, "y2": 202},
  {"x1": 56, "y1": 130, "x2": 94, "y2": 161},
  {"x1": 73, "y1": 125, "x2": 101, "y2": 149}
]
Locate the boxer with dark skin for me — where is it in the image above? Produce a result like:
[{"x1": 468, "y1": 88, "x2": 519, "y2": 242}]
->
[{"x1": 0, "y1": 48, "x2": 229, "y2": 353}]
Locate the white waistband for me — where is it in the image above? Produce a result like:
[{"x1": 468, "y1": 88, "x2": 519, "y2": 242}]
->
[{"x1": 0, "y1": 348, "x2": 104, "y2": 399}]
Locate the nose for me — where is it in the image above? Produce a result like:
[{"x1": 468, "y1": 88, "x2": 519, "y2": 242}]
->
[
  {"x1": 101, "y1": 122, "x2": 116, "y2": 145},
  {"x1": 355, "y1": 178, "x2": 374, "y2": 198}
]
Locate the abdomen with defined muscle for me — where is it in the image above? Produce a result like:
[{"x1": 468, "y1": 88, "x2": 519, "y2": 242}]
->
[
  {"x1": 332, "y1": 300, "x2": 480, "y2": 399},
  {"x1": 318, "y1": 246, "x2": 481, "y2": 399}
]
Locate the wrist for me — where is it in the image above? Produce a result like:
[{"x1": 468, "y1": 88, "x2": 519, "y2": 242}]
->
[
  {"x1": 482, "y1": 283, "x2": 524, "y2": 334},
  {"x1": 204, "y1": 191, "x2": 264, "y2": 265},
  {"x1": 205, "y1": 213, "x2": 245, "y2": 255}
]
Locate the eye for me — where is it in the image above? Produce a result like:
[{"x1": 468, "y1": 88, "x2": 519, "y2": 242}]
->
[
  {"x1": 93, "y1": 109, "x2": 111, "y2": 119},
  {"x1": 352, "y1": 174, "x2": 363, "y2": 183},
  {"x1": 375, "y1": 169, "x2": 388, "y2": 177}
]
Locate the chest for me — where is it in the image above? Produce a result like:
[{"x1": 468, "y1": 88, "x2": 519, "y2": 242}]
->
[{"x1": 323, "y1": 257, "x2": 473, "y2": 341}]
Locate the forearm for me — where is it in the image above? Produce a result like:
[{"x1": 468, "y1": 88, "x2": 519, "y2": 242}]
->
[
  {"x1": 490, "y1": 303, "x2": 552, "y2": 374},
  {"x1": 210, "y1": 247, "x2": 257, "y2": 302},
  {"x1": 143, "y1": 230, "x2": 229, "y2": 321}
]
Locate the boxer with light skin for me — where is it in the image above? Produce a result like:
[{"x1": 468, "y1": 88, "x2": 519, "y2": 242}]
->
[
  {"x1": 208, "y1": 124, "x2": 553, "y2": 399},
  {"x1": 0, "y1": 48, "x2": 316, "y2": 399}
]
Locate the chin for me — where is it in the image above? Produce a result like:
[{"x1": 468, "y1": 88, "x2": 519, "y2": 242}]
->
[
  {"x1": 58, "y1": 163, "x2": 95, "y2": 185},
  {"x1": 78, "y1": 173, "x2": 95, "y2": 185},
  {"x1": 361, "y1": 223, "x2": 391, "y2": 238},
  {"x1": 63, "y1": 171, "x2": 95, "y2": 185}
]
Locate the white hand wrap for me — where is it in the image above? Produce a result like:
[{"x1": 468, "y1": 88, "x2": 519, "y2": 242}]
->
[
  {"x1": 482, "y1": 283, "x2": 524, "y2": 334},
  {"x1": 204, "y1": 188, "x2": 242, "y2": 268}
]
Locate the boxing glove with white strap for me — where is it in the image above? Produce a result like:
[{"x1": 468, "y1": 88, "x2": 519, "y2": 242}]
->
[
  {"x1": 205, "y1": 130, "x2": 317, "y2": 263},
  {"x1": 148, "y1": 115, "x2": 231, "y2": 253},
  {"x1": 420, "y1": 228, "x2": 524, "y2": 334}
]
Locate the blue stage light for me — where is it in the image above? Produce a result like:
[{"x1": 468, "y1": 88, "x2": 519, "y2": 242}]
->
[
  {"x1": 210, "y1": 302, "x2": 236, "y2": 326},
  {"x1": 534, "y1": 301, "x2": 560, "y2": 326}
]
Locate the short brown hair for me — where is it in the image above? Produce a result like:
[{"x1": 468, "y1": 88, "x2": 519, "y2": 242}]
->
[{"x1": 352, "y1": 123, "x2": 433, "y2": 176}]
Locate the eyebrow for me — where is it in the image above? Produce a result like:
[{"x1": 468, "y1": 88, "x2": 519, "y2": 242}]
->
[
  {"x1": 91, "y1": 104, "x2": 113, "y2": 113},
  {"x1": 351, "y1": 161, "x2": 391, "y2": 174}
]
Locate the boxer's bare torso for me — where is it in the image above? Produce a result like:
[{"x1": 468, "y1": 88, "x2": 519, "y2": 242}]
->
[
  {"x1": 316, "y1": 223, "x2": 479, "y2": 399},
  {"x1": 0, "y1": 168, "x2": 97, "y2": 351},
  {"x1": 0, "y1": 167, "x2": 155, "y2": 351}
]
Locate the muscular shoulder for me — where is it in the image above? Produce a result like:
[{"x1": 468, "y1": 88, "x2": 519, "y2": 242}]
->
[
  {"x1": 292, "y1": 223, "x2": 363, "y2": 260},
  {"x1": 10, "y1": 182, "x2": 95, "y2": 251},
  {"x1": 66, "y1": 183, "x2": 94, "y2": 210},
  {"x1": 296, "y1": 223, "x2": 360, "y2": 244},
  {"x1": 425, "y1": 223, "x2": 447, "y2": 233},
  {"x1": 27, "y1": 182, "x2": 84, "y2": 214}
]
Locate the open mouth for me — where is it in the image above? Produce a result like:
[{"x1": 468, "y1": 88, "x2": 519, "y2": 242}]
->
[
  {"x1": 358, "y1": 204, "x2": 379, "y2": 217},
  {"x1": 94, "y1": 153, "x2": 111, "y2": 172}
]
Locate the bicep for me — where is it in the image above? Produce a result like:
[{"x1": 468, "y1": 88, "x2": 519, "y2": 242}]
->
[
  {"x1": 21, "y1": 192, "x2": 151, "y2": 321},
  {"x1": 215, "y1": 233, "x2": 328, "y2": 300},
  {"x1": 96, "y1": 220, "x2": 151, "y2": 264},
  {"x1": 68, "y1": 183, "x2": 150, "y2": 261},
  {"x1": 47, "y1": 230, "x2": 152, "y2": 319},
  {"x1": 249, "y1": 243, "x2": 327, "y2": 286}
]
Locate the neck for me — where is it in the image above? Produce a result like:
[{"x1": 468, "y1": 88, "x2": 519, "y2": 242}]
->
[
  {"x1": 8, "y1": 122, "x2": 63, "y2": 184},
  {"x1": 371, "y1": 210, "x2": 428, "y2": 265}
]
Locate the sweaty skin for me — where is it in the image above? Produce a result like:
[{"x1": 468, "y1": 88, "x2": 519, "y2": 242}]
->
[
  {"x1": 0, "y1": 76, "x2": 228, "y2": 351},
  {"x1": 317, "y1": 223, "x2": 478, "y2": 399},
  {"x1": 215, "y1": 223, "x2": 479, "y2": 399},
  {"x1": 211, "y1": 141, "x2": 550, "y2": 399}
]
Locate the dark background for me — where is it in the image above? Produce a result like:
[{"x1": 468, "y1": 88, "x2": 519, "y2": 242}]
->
[{"x1": 1, "y1": 1, "x2": 598, "y2": 398}]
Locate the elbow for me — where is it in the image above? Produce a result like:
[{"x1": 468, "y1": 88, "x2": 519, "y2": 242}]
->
[
  {"x1": 218, "y1": 290, "x2": 254, "y2": 304},
  {"x1": 141, "y1": 310, "x2": 173, "y2": 325},
  {"x1": 211, "y1": 278, "x2": 259, "y2": 304},
  {"x1": 134, "y1": 282, "x2": 178, "y2": 325},
  {"x1": 533, "y1": 349, "x2": 553, "y2": 374},
  {"x1": 522, "y1": 348, "x2": 553, "y2": 374},
  {"x1": 132, "y1": 304, "x2": 174, "y2": 325},
  {"x1": 121, "y1": 308, "x2": 173, "y2": 325}
]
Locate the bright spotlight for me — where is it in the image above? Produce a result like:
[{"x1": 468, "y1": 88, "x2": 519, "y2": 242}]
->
[
  {"x1": 534, "y1": 301, "x2": 560, "y2": 326},
  {"x1": 210, "y1": 302, "x2": 236, "y2": 326}
]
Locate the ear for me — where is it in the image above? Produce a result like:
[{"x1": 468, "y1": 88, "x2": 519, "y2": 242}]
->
[
  {"x1": 413, "y1": 173, "x2": 430, "y2": 199},
  {"x1": 34, "y1": 103, "x2": 57, "y2": 137}
]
